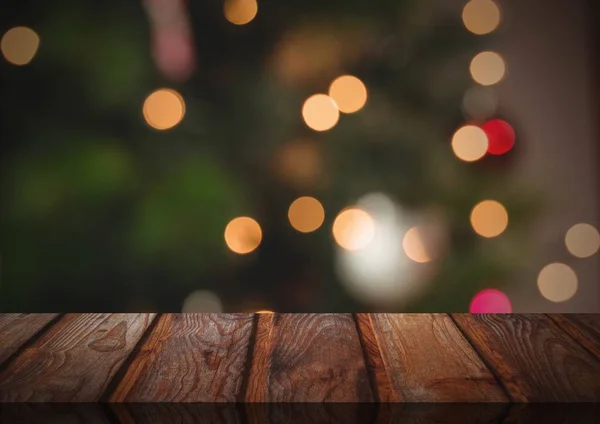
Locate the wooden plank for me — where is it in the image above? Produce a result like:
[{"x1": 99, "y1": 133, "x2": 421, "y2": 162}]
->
[
  {"x1": 369, "y1": 313, "x2": 506, "y2": 402},
  {"x1": 354, "y1": 313, "x2": 400, "y2": 402},
  {"x1": 548, "y1": 314, "x2": 600, "y2": 360},
  {"x1": 0, "y1": 313, "x2": 59, "y2": 366},
  {"x1": 0, "y1": 313, "x2": 156, "y2": 402},
  {"x1": 452, "y1": 314, "x2": 600, "y2": 402},
  {"x1": 110, "y1": 313, "x2": 254, "y2": 402},
  {"x1": 0, "y1": 404, "x2": 111, "y2": 424},
  {"x1": 380, "y1": 404, "x2": 507, "y2": 424},
  {"x1": 245, "y1": 313, "x2": 373, "y2": 402},
  {"x1": 502, "y1": 404, "x2": 600, "y2": 424},
  {"x1": 111, "y1": 404, "x2": 242, "y2": 424},
  {"x1": 245, "y1": 404, "x2": 375, "y2": 424}
]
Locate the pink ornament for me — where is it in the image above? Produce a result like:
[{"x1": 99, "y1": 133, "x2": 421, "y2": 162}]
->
[{"x1": 469, "y1": 289, "x2": 512, "y2": 313}]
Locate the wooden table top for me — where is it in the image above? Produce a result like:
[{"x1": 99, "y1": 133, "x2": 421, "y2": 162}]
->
[{"x1": 0, "y1": 313, "x2": 599, "y2": 422}]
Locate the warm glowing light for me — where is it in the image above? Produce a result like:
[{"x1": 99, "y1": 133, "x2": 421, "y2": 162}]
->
[
  {"x1": 288, "y1": 196, "x2": 325, "y2": 233},
  {"x1": 462, "y1": 0, "x2": 501, "y2": 35},
  {"x1": 143, "y1": 89, "x2": 185, "y2": 130},
  {"x1": 1, "y1": 27, "x2": 40, "y2": 65},
  {"x1": 565, "y1": 223, "x2": 600, "y2": 258},
  {"x1": 333, "y1": 207, "x2": 375, "y2": 251},
  {"x1": 470, "y1": 200, "x2": 508, "y2": 238},
  {"x1": 470, "y1": 289, "x2": 512, "y2": 313},
  {"x1": 451, "y1": 125, "x2": 489, "y2": 162},
  {"x1": 328, "y1": 75, "x2": 368, "y2": 114},
  {"x1": 302, "y1": 94, "x2": 340, "y2": 131},
  {"x1": 276, "y1": 140, "x2": 322, "y2": 187},
  {"x1": 482, "y1": 119, "x2": 515, "y2": 155},
  {"x1": 470, "y1": 51, "x2": 506, "y2": 86},
  {"x1": 402, "y1": 227, "x2": 431, "y2": 263},
  {"x1": 182, "y1": 290, "x2": 223, "y2": 312},
  {"x1": 224, "y1": 217, "x2": 262, "y2": 254},
  {"x1": 224, "y1": 0, "x2": 258, "y2": 25},
  {"x1": 537, "y1": 263, "x2": 578, "y2": 302},
  {"x1": 257, "y1": 310, "x2": 274, "y2": 314}
]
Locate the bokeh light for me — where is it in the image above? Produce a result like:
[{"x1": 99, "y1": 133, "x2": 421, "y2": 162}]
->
[
  {"x1": 224, "y1": 217, "x2": 262, "y2": 254},
  {"x1": 182, "y1": 290, "x2": 223, "y2": 312},
  {"x1": 565, "y1": 223, "x2": 600, "y2": 258},
  {"x1": 402, "y1": 227, "x2": 431, "y2": 263},
  {"x1": 143, "y1": 89, "x2": 186, "y2": 130},
  {"x1": 257, "y1": 310, "x2": 274, "y2": 314},
  {"x1": 328, "y1": 75, "x2": 368, "y2": 114},
  {"x1": 224, "y1": 0, "x2": 258, "y2": 25},
  {"x1": 469, "y1": 289, "x2": 512, "y2": 313},
  {"x1": 288, "y1": 196, "x2": 325, "y2": 233},
  {"x1": 470, "y1": 51, "x2": 506, "y2": 86},
  {"x1": 1, "y1": 26, "x2": 40, "y2": 66},
  {"x1": 482, "y1": 119, "x2": 515, "y2": 155},
  {"x1": 451, "y1": 125, "x2": 489, "y2": 162},
  {"x1": 470, "y1": 200, "x2": 508, "y2": 238},
  {"x1": 332, "y1": 207, "x2": 375, "y2": 251},
  {"x1": 537, "y1": 263, "x2": 578, "y2": 302},
  {"x1": 462, "y1": 0, "x2": 501, "y2": 35},
  {"x1": 462, "y1": 86, "x2": 498, "y2": 119},
  {"x1": 302, "y1": 94, "x2": 340, "y2": 131}
]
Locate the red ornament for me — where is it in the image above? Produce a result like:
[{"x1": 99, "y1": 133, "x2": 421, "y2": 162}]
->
[{"x1": 482, "y1": 119, "x2": 515, "y2": 155}]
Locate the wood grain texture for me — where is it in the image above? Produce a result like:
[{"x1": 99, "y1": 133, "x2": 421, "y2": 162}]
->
[
  {"x1": 110, "y1": 313, "x2": 254, "y2": 402},
  {"x1": 548, "y1": 314, "x2": 600, "y2": 360},
  {"x1": 0, "y1": 313, "x2": 59, "y2": 366},
  {"x1": 354, "y1": 313, "x2": 400, "y2": 402},
  {"x1": 0, "y1": 313, "x2": 155, "y2": 402},
  {"x1": 452, "y1": 314, "x2": 600, "y2": 402},
  {"x1": 370, "y1": 313, "x2": 506, "y2": 402},
  {"x1": 245, "y1": 313, "x2": 373, "y2": 402}
]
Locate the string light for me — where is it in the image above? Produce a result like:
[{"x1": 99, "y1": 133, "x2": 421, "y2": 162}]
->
[
  {"x1": 482, "y1": 119, "x2": 515, "y2": 155},
  {"x1": 328, "y1": 75, "x2": 368, "y2": 114},
  {"x1": 537, "y1": 263, "x2": 578, "y2": 302},
  {"x1": 332, "y1": 207, "x2": 375, "y2": 251},
  {"x1": 470, "y1": 51, "x2": 506, "y2": 86},
  {"x1": 224, "y1": 217, "x2": 262, "y2": 254},
  {"x1": 470, "y1": 289, "x2": 512, "y2": 313},
  {"x1": 470, "y1": 200, "x2": 508, "y2": 238},
  {"x1": 143, "y1": 89, "x2": 186, "y2": 130},
  {"x1": 224, "y1": 0, "x2": 258, "y2": 25},
  {"x1": 302, "y1": 94, "x2": 340, "y2": 131},
  {"x1": 402, "y1": 227, "x2": 431, "y2": 263},
  {"x1": 462, "y1": 0, "x2": 501, "y2": 35},
  {"x1": 565, "y1": 223, "x2": 600, "y2": 258},
  {"x1": 1, "y1": 26, "x2": 40, "y2": 66},
  {"x1": 288, "y1": 196, "x2": 325, "y2": 233},
  {"x1": 451, "y1": 125, "x2": 489, "y2": 162}
]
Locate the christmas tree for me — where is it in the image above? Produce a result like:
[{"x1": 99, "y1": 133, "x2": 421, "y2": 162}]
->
[{"x1": 0, "y1": 0, "x2": 539, "y2": 312}]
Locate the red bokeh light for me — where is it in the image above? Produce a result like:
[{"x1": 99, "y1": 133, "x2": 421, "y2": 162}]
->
[{"x1": 482, "y1": 119, "x2": 515, "y2": 155}]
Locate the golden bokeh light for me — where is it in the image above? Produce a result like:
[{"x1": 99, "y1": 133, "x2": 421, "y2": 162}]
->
[
  {"x1": 402, "y1": 226, "x2": 431, "y2": 263},
  {"x1": 1, "y1": 26, "x2": 40, "y2": 66},
  {"x1": 470, "y1": 51, "x2": 506, "y2": 86},
  {"x1": 462, "y1": 0, "x2": 501, "y2": 35},
  {"x1": 565, "y1": 223, "x2": 600, "y2": 258},
  {"x1": 470, "y1": 200, "x2": 508, "y2": 238},
  {"x1": 302, "y1": 94, "x2": 340, "y2": 131},
  {"x1": 332, "y1": 207, "x2": 375, "y2": 251},
  {"x1": 224, "y1": 0, "x2": 258, "y2": 25},
  {"x1": 257, "y1": 310, "x2": 274, "y2": 314},
  {"x1": 537, "y1": 263, "x2": 578, "y2": 303},
  {"x1": 224, "y1": 216, "x2": 262, "y2": 254},
  {"x1": 288, "y1": 196, "x2": 325, "y2": 233},
  {"x1": 328, "y1": 75, "x2": 368, "y2": 114},
  {"x1": 143, "y1": 89, "x2": 185, "y2": 130},
  {"x1": 451, "y1": 125, "x2": 489, "y2": 162},
  {"x1": 182, "y1": 290, "x2": 223, "y2": 312}
]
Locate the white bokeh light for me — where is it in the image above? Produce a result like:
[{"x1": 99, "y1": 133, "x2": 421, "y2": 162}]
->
[{"x1": 335, "y1": 193, "x2": 441, "y2": 306}]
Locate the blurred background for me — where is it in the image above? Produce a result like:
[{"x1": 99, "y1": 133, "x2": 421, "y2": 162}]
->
[{"x1": 0, "y1": 0, "x2": 598, "y2": 313}]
